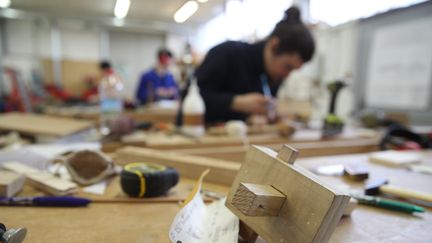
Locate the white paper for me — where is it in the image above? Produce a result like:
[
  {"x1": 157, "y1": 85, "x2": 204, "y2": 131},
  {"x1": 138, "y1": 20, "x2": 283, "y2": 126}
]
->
[
  {"x1": 83, "y1": 180, "x2": 108, "y2": 195},
  {"x1": 366, "y1": 18, "x2": 432, "y2": 110},
  {"x1": 169, "y1": 171, "x2": 239, "y2": 243},
  {"x1": 0, "y1": 148, "x2": 50, "y2": 170},
  {"x1": 27, "y1": 142, "x2": 101, "y2": 158}
]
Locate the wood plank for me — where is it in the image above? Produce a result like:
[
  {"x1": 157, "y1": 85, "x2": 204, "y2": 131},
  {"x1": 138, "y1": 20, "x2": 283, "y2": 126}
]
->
[
  {"x1": 102, "y1": 127, "x2": 380, "y2": 152},
  {"x1": 0, "y1": 170, "x2": 26, "y2": 197},
  {"x1": 169, "y1": 138, "x2": 379, "y2": 162},
  {"x1": 2, "y1": 162, "x2": 78, "y2": 196},
  {"x1": 0, "y1": 113, "x2": 94, "y2": 137},
  {"x1": 114, "y1": 146, "x2": 241, "y2": 186}
]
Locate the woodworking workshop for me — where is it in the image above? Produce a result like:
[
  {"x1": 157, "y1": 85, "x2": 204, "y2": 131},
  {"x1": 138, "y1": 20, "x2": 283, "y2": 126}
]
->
[{"x1": 1, "y1": 0, "x2": 432, "y2": 242}]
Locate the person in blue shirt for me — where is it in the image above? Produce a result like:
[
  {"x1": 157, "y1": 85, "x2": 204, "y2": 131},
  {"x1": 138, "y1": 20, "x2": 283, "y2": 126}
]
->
[{"x1": 136, "y1": 48, "x2": 179, "y2": 105}]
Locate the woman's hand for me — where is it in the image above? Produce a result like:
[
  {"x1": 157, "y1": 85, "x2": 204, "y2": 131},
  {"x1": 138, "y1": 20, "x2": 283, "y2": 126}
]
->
[{"x1": 231, "y1": 93, "x2": 270, "y2": 114}]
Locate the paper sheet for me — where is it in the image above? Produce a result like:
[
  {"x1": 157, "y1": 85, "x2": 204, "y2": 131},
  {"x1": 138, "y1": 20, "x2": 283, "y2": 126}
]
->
[
  {"x1": 83, "y1": 180, "x2": 108, "y2": 195},
  {"x1": 169, "y1": 170, "x2": 239, "y2": 243},
  {"x1": 27, "y1": 142, "x2": 101, "y2": 158}
]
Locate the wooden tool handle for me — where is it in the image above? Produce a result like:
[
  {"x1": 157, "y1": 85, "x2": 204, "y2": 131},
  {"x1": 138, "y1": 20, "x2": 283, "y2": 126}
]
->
[{"x1": 381, "y1": 185, "x2": 432, "y2": 203}]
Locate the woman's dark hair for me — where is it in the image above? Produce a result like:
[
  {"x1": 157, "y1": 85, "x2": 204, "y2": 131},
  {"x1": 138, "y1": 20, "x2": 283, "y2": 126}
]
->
[{"x1": 268, "y1": 6, "x2": 315, "y2": 62}]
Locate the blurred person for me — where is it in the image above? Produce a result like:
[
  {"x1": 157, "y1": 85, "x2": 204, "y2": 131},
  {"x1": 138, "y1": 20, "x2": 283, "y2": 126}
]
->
[
  {"x1": 136, "y1": 48, "x2": 179, "y2": 105},
  {"x1": 193, "y1": 6, "x2": 315, "y2": 123},
  {"x1": 81, "y1": 61, "x2": 113, "y2": 103}
]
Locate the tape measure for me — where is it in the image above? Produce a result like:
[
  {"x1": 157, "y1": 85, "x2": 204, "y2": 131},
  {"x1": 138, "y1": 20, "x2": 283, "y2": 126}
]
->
[{"x1": 120, "y1": 163, "x2": 179, "y2": 197}]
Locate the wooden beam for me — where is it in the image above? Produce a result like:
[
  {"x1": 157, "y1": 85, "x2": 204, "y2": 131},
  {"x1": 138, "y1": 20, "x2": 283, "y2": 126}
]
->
[
  {"x1": 114, "y1": 146, "x2": 241, "y2": 186},
  {"x1": 168, "y1": 138, "x2": 379, "y2": 163}
]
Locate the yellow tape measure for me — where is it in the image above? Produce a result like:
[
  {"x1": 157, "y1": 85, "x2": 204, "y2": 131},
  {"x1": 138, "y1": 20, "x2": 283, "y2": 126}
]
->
[{"x1": 121, "y1": 163, "x2": 179, "y2": 197}]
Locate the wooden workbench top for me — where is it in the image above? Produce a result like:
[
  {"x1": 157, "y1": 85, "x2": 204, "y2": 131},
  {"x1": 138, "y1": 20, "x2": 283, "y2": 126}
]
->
[
  {"x1": 296, "y1": 151, "x2": 432, "y2": 243},
  {"x1": 1, "y1": 152, "x2": 431, "y2": 242},
  {"x1": 0, "y1": 176, "x2": 228, "y2": 243}
]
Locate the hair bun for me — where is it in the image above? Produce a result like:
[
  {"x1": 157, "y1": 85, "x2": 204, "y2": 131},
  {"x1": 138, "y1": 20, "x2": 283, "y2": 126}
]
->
[{"x1": 284, "y1": 6, "x2": 301, "y2": 23}]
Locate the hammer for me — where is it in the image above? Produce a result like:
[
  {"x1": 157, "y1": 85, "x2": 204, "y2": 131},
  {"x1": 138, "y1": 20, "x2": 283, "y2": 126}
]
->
[{"x1": 365, "y1": 179, "x2": 432, "y2": 203}]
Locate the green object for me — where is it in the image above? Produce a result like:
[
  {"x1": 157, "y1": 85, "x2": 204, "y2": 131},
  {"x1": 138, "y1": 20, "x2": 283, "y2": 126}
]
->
[
  {"x1": 352, "y1": 194, "x2": 425, "y2": 213},
  {"x1": 325, "y1": 114, "x2": 344, "y2": 124}
]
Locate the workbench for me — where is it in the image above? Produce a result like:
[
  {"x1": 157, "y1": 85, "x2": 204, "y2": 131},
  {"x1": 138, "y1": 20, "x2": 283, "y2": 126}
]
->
[
  {"x1": 43, "y1": 103, "x2": 178, "y2": 124},
  {"x1": 1, "y1": 151, "x2": 431, "y2": 242},
  {"x1": 0, "y1": 113, "x2": 94, "y2": 141}
]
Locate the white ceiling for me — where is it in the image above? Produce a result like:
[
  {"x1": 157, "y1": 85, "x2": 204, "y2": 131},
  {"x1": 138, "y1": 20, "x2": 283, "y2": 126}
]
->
[{"x1": 8, "y1": 0, "x2": 225, "y2": 27}]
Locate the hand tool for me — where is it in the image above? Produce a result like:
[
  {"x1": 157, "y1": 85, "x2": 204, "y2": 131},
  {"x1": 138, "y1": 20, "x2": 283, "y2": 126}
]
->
[
  {"x1": 322, "y1": 80, "x2": 346, "y2": 138},
  {"x1": 365, "y1": 178, "x2": 432, "y2": 203},
  {"x1": 120, "y1": 162, "x2": 179, "y2": 197},
  {"x1": 0, "y1": 223, "x2": 27, "y2": 243},
  {"x1": 352, "y1": 194, "x2": 425, "y2": 214}
]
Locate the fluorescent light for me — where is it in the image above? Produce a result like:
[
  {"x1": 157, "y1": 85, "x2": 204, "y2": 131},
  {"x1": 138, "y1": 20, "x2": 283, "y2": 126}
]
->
[
  {"x1": 0, "y1": 0, "x2": 11, "y2": 8},
  {"x1": 114, "y1": 0, "x2": 130, "y2": 19},
  {"x1": 174, "y1": 1, "x2": 199, "y2": 23},
  {"x1": 197, "y1": 0, "x2": 208, "y2": 2}
]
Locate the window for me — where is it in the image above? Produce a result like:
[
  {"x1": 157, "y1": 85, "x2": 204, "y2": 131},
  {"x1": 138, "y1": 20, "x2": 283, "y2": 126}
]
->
[{"x1": 310, "y1": 0, "x2": 427, "y2": 26}]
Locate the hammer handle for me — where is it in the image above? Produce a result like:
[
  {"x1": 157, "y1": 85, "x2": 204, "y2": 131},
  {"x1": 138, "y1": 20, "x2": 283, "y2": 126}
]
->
[{"x1": 381, "y1": 185, "x2": 432, "y2": 203}]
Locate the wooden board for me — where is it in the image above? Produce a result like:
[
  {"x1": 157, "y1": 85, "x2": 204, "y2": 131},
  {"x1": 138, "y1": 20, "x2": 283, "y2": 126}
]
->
[
  {"x1": 2, "y1": 162, "x2": 78, "y2": 196},
  {"x1": 102, "y1": 128, "x2": 380, "y2": 153},
  {"x1": 170, "y1": 138, "x2": 379, "y2": 162},
  {"x1": 0, "y1": 113, "x2": 94, "y2": 137},
  {"x1": 43, "y1": 105, "x2": 178, "y2": 124},
  {"x1": 226, "y1": 145, "x2": 350, "y2": 243},
  {"x1": 114, "y1": 146, "x2": 241, "y2": 186}
]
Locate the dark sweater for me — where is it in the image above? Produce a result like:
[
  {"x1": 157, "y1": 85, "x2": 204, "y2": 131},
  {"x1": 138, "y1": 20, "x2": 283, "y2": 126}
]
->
[{"x1": 195, "y1": 41, "x2": 279, "y2": 123}]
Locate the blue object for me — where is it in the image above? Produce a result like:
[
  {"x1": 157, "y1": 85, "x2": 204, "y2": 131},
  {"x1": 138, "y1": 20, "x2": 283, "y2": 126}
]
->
[
  {"x1": 0, "y1": 196, "x2": 91, "y2": 207},
  {"x1": 260, "y1": 74, "x2": 272, "y2": 98},
  {"x1": 136, "y1": 69, "x2": 178, "y2": 104}
]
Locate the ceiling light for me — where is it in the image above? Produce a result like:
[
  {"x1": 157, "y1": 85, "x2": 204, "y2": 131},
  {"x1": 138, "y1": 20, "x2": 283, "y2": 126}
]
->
[
  {"x1": 114, "y1": 0, "x2": 130, "y2": 19},
  {"x1": 197, "y1": 0, "x2": 208, "y2": 2},
  {"x1": 0, "y1": 0, "x2": 11, "y2": 8},
  {"x1": 174, "y1": 1, "x2": 199, "y2": 23}
]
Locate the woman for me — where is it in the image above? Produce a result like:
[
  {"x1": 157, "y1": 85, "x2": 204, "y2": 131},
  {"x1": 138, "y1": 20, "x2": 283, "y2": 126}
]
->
[{"x1": 196, "y1": 7, "x2": 315, "y2": 123}]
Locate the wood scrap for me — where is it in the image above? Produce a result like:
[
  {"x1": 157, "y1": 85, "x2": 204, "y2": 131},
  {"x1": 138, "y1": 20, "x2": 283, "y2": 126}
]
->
[
  {"x1": 2, "y1": 162, "x2": 78, "y2": 195},
  {"x1": 369, "y1": 150, "x2": 422, "y2": 167},
  {"x1": 0, "y1": 170, "x2": 26, "y2": 197}
]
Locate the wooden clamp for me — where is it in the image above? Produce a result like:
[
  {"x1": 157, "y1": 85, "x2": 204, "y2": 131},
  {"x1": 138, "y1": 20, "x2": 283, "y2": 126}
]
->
[{"x1": 226, "y1": 145, "x2": 350, "y2": 243}]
